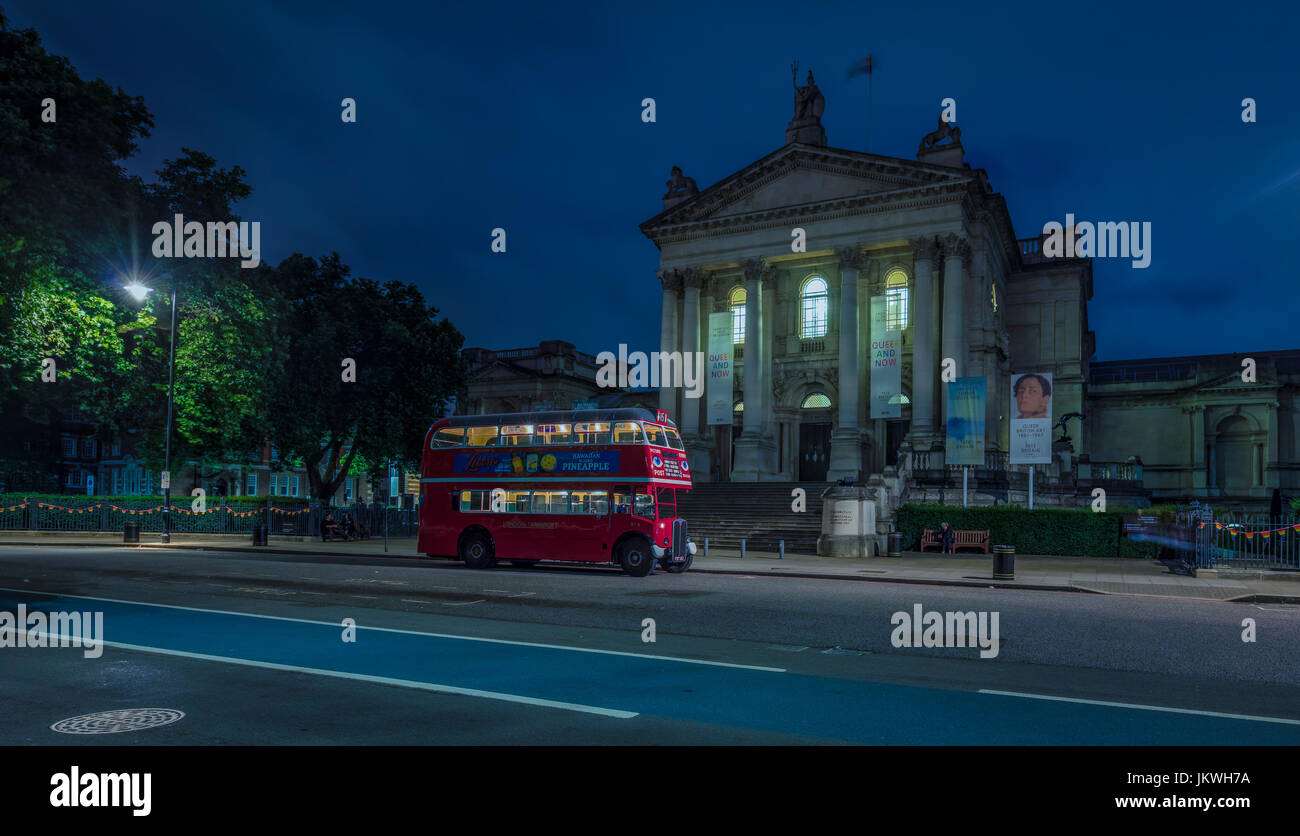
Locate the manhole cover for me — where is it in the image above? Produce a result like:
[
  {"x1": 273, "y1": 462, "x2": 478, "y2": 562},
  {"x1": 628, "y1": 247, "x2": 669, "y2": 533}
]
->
[{"x1": 51, "y1": 708, "x2": 185, "y2": 735}]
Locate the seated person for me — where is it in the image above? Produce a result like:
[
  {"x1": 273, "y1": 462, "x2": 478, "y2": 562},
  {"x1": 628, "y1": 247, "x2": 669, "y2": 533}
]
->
[
  {"x1": 322, "y1": 512, "x2": 340, "y2": 541},
  {"x1": 341, "y1": 513, "x2": 356, "y2": 540},
  {"x1": 355, "y1": 515, "x2": 371, "y2": 539},
  {"x1": 939, "y1": 521, "x2": 956, "y2": 555}
]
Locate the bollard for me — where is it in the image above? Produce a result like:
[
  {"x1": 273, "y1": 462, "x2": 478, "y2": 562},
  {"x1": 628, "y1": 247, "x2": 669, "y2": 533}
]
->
[
  {"x1": 993, "y1": 544, "x2": 1015, "y2": 580},
  {"x1": 704, "y1": 538, "x2": 709, "y2": 557},
  {"x1": 252, "y1": 524, "x2": 268, "y2": 547},
  {"x1": 779, "y1": 540, "x2": 785, "y2": 560},
  {"x1": 740, "y1": 539, "x2": 746, "y2": 559},
  {"x1": 123, "y1": 522, "x2": 140, "y2": 544},
  {"x1": 888, "y1": 531, "x2": 902, "y2": 558}
]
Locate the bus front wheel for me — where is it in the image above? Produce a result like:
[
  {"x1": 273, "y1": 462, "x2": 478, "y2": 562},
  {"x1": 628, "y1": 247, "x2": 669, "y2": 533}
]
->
[
  {"x1": 617, "y1": 537, "x2": 655, "y2": 577},
  {"x1": 460, "y1": 532, "x2": 495, "y2": 569}
]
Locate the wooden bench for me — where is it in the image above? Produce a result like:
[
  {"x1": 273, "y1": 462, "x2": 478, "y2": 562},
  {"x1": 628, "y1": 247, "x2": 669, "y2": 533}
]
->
[{"x1": 919, "y1": 528, "x2": 991, "y2": 554}]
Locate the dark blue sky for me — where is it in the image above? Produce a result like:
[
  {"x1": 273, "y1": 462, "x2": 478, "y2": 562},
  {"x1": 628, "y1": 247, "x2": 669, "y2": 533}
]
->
[{"x1": 11, "y1": 0, "x2": 1299, "y2": 362}]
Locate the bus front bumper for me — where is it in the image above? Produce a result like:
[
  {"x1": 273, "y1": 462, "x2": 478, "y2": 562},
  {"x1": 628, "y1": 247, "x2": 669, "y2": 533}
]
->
[{"x1": 653, "y1": 539, "x2": 697, "y2": 559}]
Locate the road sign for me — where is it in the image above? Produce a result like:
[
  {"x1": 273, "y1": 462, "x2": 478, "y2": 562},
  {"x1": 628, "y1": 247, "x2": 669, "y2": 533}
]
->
[{"x1": 160, "y1": 471, "x2": 170, "y2": 489}]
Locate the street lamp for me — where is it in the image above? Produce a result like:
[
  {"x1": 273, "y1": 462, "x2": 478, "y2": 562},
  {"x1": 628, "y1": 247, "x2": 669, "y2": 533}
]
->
[{"x1": 124, "y1": 274, "x2": 178, "y2": 544}]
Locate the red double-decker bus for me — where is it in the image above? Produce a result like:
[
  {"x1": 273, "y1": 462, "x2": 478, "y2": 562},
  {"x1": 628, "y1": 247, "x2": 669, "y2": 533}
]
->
[{"x1": 417, "y1": 408, "x2": 696, "y2": 576}]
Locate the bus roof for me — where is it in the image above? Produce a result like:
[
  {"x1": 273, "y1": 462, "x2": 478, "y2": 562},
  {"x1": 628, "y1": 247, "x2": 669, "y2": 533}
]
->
[{"x1": 440, "y1": 408, "x2": 675, "y2": 429}]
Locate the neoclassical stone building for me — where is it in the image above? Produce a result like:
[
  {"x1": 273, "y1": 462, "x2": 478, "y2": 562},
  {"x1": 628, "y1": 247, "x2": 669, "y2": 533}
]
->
[{"x1": 639, "y1": 78, "x2": 1299, "y2": 505}]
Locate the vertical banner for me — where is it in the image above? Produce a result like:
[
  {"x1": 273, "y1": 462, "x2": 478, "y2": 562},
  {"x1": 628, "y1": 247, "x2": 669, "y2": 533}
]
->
[
  {"x1": 1009, "y1": 371, "x2": 1053, "y2": 464},
  {"x1": 945, "y1": 377, "x2": 986, "y2": 465},
  {"x1": 706, "y1": 312, "x2": 733, "y2": 425},
  {"x1": 869, "y1": 295, "x2": 902, "y2": 418}
]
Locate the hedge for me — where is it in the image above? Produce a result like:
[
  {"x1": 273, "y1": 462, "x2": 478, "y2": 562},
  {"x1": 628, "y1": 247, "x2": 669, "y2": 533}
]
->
[
  {"x1": 896, "y1": 503, "x2": 1160, "y2": 558},
  {"x1": 0, "y1": 493, "x2": 309, "y2": 508}
]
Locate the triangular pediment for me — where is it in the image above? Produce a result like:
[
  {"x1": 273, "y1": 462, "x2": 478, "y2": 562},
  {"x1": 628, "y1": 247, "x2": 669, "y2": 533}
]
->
[
  {"x1": 642, "y1": 144, "x2": 973, "y2": 232},
  {"x1": 470, "y1": 361, "x2": 538, "y2": 383}
]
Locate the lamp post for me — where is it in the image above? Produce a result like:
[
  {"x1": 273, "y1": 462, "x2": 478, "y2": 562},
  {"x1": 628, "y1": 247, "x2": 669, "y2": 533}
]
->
[{"x1": 125, "y1": 275, "x2": 177, "y2": 544}]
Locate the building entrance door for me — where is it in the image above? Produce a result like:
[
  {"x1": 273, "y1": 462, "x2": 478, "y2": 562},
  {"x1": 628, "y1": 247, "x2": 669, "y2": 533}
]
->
[{"x1": 799, "y1": 422, "x2": 832, "y2": 481}]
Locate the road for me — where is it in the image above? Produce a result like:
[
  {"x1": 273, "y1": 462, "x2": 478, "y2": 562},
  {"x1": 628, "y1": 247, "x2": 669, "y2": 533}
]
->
[{"x1": 2, "y1": 545, "x2": 1298, "y2": 744}]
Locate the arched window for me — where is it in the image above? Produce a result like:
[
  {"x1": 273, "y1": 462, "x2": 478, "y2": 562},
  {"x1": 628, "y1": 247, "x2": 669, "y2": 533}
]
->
[
  {"x1": 733, "y1": 401, "x2": 744, "y2": 413},
  {"x1": 801, "y1": 393, "x2": 832, "y2": 409},
  {"x1": 801, "y1": 276, "x2": 828, "y2": 338},
  {"x1": 729, "y1": 287, "x2": 746, "y2": 344},
  {"x1": 885, "y1": 269, "x2": 909, "y2": 330}
]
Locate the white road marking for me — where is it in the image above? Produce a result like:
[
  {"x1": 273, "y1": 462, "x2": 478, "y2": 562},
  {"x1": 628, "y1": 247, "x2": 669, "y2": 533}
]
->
[
  {"x1": 444, "y1": 599, "x2": 485, "y2": 607},
  {"x1": 978, "y1": 689, "x2": 1300, "y2": 725},
  {"x1": 94, "y1": 638, "x2": 639, "y2": 719},
  {"x1": 0, "y1": 585, "x2": 786, "y2": 672}
]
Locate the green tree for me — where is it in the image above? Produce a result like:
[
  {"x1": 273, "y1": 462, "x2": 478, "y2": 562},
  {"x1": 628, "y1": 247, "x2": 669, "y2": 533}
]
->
[{"x1": 267, "y1": 253, "x2": 467, "y2": 502}]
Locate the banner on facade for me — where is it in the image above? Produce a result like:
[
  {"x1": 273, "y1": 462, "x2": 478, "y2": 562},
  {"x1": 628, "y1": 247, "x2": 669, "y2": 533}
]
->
[
  {"x1": 1009, "y1": 371, "x2": 1053, "y2": 464},
  {"x1": 706, "y1": 312, "x2": 733, "y2": 425},
  {"x1": 869, "y1": 295, "x2": 902, "y2": 418},
  {"x1": 945, "y1": 377, "x2": 986, "y2": 466}
]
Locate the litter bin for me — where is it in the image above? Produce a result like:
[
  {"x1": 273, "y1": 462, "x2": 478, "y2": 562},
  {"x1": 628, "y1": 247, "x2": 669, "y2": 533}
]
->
[
  {"x1": 993, "y1": 544, "x2": 1015, "y2": 579},
  {"x1": 123, "y1": 522, "x2": 140, "y2": 544},
  {"x1": 887, "y1": 531, "x2": 903, "y2": 558},
  {"x1": 252, "y1": 524, "x2": 268, "y2": 546}
]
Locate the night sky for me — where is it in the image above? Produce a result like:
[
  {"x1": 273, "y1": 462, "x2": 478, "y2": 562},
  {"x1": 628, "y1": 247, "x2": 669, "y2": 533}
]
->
[{"x1": 9, "y1": 0, "x2": 1299, "y2": 362}]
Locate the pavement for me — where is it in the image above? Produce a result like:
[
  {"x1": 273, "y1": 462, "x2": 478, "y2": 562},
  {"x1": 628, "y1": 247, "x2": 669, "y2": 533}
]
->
[{"x1": 4, "y1": 530, "x2": 1299, "y2": 602}]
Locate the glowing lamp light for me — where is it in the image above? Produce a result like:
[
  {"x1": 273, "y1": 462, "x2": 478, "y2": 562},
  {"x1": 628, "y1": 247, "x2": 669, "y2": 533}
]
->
[{"x1": 124, "y1": 282, "x2": 152, "y2": 301}]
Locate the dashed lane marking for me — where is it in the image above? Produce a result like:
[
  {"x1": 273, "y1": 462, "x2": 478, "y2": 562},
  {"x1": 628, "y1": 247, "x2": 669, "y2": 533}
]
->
[{"x1": 0, "y1": 586, "x2": 785, "y2": 672}]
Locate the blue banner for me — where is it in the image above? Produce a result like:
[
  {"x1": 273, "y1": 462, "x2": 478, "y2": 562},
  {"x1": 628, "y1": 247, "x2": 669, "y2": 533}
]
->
[
  {"x1": 454, "y1": 449, "x2": 621, "y2": 475},
  {"x1": 945, "y1": 377, "x2": 986, "y2": 466}
]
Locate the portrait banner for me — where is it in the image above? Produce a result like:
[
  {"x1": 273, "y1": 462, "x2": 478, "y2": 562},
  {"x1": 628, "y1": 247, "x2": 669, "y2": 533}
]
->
[
  {"x1": 945, "y1": 377, "x2": 986, "y2": 466},
  {"x1": 707, "y1": 312, "x2": 733, "y2": 425},
  {"x1": 869, "y1": 295, "x2": 902, "y2": 418},
  {"x1": 1010, "y1": 371, "x2": 1053, "y2": 464}
]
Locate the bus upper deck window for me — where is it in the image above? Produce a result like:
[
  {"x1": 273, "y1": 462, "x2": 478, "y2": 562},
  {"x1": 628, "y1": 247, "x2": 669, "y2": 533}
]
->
[
  {"x1": 500, "y1": 425, "x2": 533, "y2": 446},
  {"x1": 574, "y1": 422, "x2": 611, "y2": 444},
  {"x1": 536, "y1": 423, "x2": 571, "y2": 445},
  {"x1": 433, "y1": 427, "x2": 465, "y2": 447},
  {"x1": 664, "y1": 429, "x2": 684, "y2": 450},
  {"x1": 466, "y1": 426, "x2": 499, "y2": 447},
  {"x1": 643, "y1": 424, "x2": 666, "y2": 447},
  {"x1": 613, "y1": 421, "x2": 644, "y2": 444}
]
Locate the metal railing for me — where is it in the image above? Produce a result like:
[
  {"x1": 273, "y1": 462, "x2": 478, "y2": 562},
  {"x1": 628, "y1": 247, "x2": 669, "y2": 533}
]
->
[
  {"x1": 1184, "y1": 504, "x2": 1300, "y2": 569},
  {"x1": 0, "y1": 496, "x2": 420, "y2": 539}
]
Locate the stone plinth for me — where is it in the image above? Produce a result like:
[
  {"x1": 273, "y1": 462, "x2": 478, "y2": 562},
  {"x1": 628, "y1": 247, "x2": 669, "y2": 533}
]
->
[{"x1": 817, "y1": 485, "x2": 879, "y2": 557}]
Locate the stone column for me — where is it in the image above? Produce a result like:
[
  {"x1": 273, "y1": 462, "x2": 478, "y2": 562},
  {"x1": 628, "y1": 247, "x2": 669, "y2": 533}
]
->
[
  {"x1": 828, "y1": 246, "x2": 865, "y2": 481},
  {"x1": 908, "y1": 237, "x2": 939, "y2": 445},
  {"x1": 732, "y1": 258, "x2": 774, "y2": 480},
  {"x1": 698, "y1": 277, "x2": 715, "y2": 444},
  {"x1": 657, "y1": 269, "x2": 681, "y2": 418},
  {"x1": 761, "y1": 268, "x2": 778, "y2": 472},
  {"x1": 939, "y1": 235, "x2": 970, "y2": 433},
  {"x1": 940, "y1": 234, "x2": 969, "y2": 381},
  {"x1": 680, "y1": 268, "x2": 703, "y2": 440},
  {"x1": 1266, "y1": 401, "x2": 1280, "y2": 487}
]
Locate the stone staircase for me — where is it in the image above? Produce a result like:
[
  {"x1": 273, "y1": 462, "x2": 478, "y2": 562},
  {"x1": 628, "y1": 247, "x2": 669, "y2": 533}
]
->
[{"x1": 677, "y1": 482, "x2": 829, "y2": 555}]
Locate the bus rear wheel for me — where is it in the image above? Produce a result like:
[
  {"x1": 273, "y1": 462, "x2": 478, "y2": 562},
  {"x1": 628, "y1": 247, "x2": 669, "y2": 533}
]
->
[
  {"x1": 618, "y1": 537, "x2": 654, "y2": 577},
  {"x1": 460, "y1": 532, "x2": 495, "y2": 569}
]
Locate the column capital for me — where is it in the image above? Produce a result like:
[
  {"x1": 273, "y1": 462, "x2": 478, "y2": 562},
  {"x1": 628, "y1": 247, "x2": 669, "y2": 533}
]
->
[
  {"x1": 681, "y1": 266, "x2": 707, "y2": 291},
  {"x1": 656, "y1": 268, "x2": 682, "y2": 293},
  {"x1": 910, "y1": 236, "x2": 940, "y2": 263},
  {"x1": 940, "y1": 234, "x2": 971, "y2": 261},
  {"x1": 835, "y1": 245, "x2": 868, "y2": 271},
  {"x1": 739, "y1": 257, "x2": 774, "y2": 284}
]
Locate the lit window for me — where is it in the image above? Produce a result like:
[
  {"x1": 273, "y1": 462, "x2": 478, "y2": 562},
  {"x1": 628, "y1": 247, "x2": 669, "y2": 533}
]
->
[
  {"x1": 801, "y1": 393, "x2": 832, "y2": 409},
  {"x1": 801, "y1": 276, "x2": 828, "y2": 338},
  {"x1": 730, "y1": 286, "x2": 746, "y2": 344},
  {"x1": 990, "y1": 281, "x2": 998, "y2": 312},
  {"x1": 885, "y1": 269, "x2": 909, "y2": 330},
  {"x1": 734, "y1": 402, "x2": 743, "y2": 412}
]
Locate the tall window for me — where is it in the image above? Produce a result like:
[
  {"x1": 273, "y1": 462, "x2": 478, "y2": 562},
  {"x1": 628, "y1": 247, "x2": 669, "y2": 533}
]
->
[
  {"x1": 885, "y1": 269, "x2": 909, "y2": 330},
  {"x1": 801, "y1": 276, "x2": 828, "y2": 338},
  {"x1": 729, "y1": 287, "x2": 746, "y2": 344}
]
